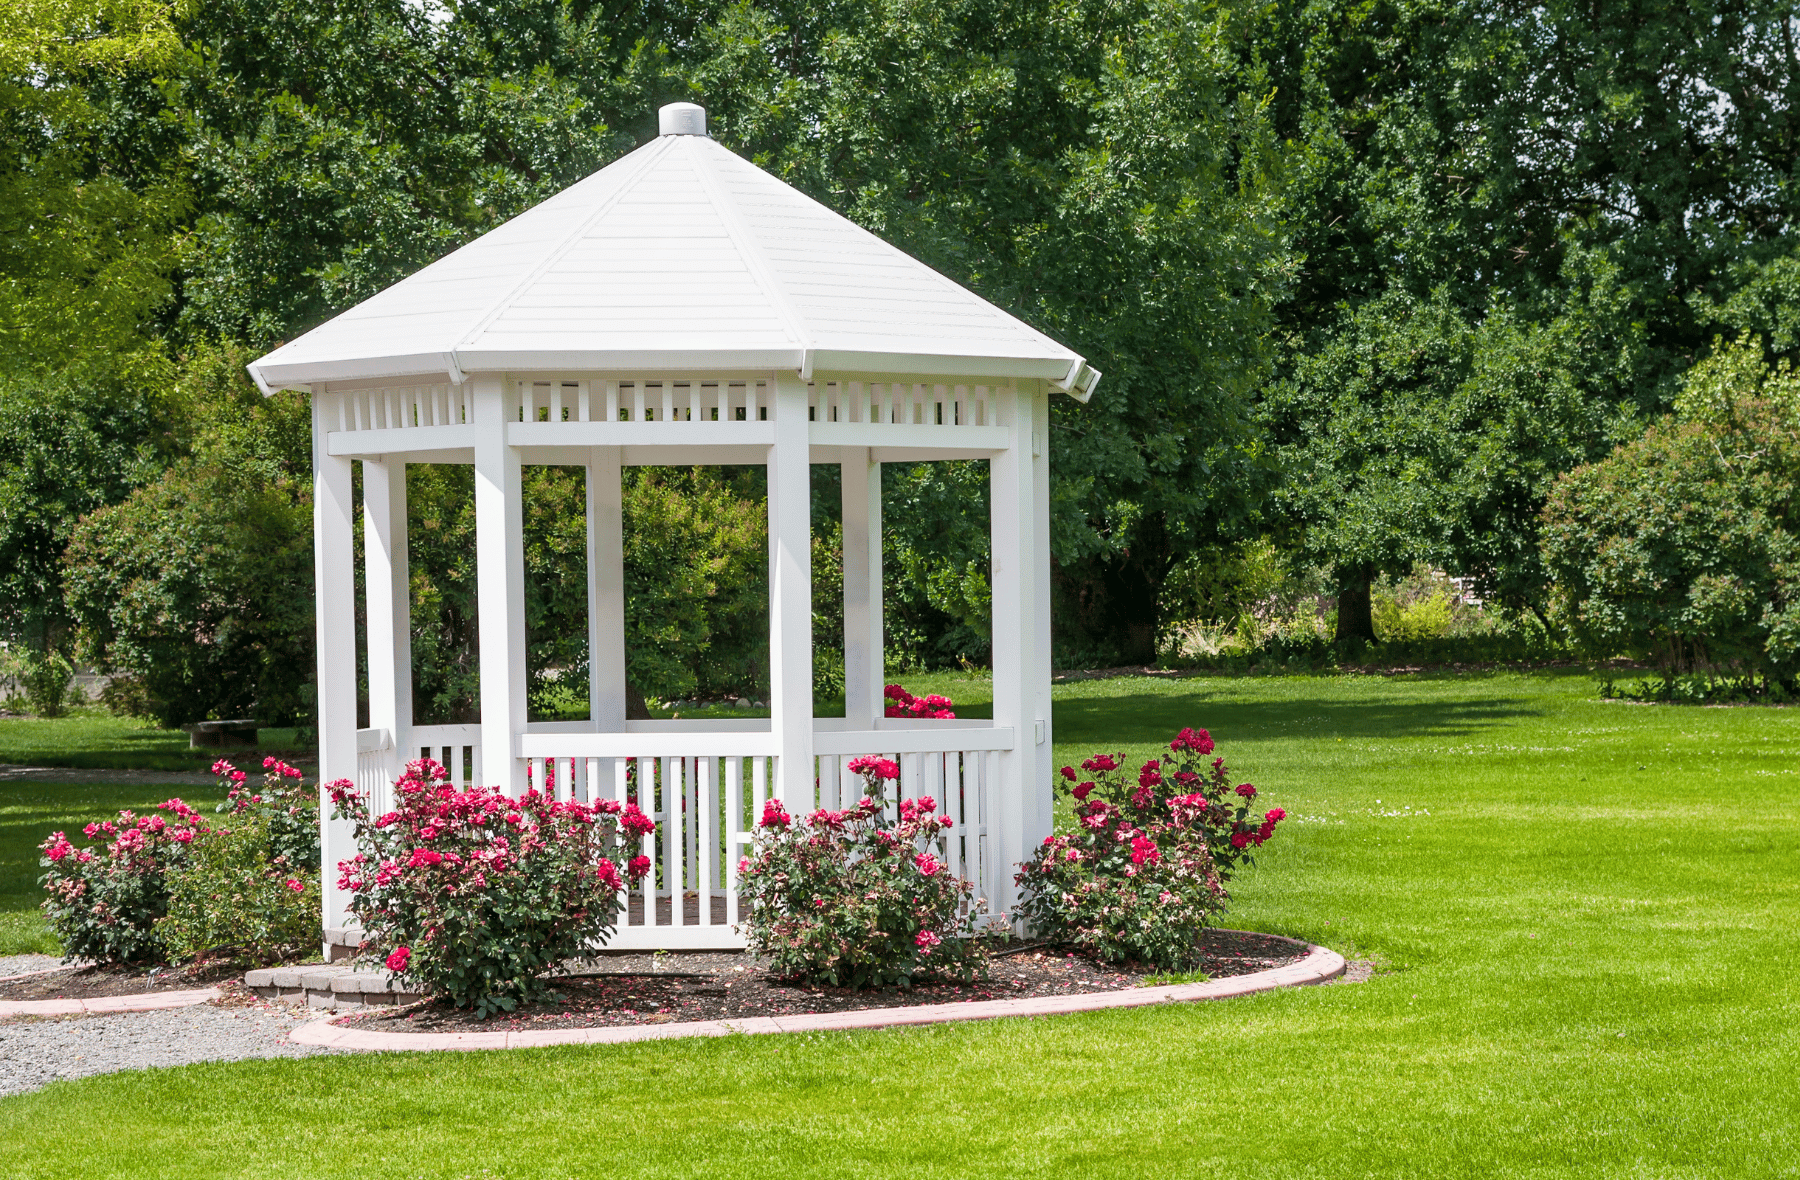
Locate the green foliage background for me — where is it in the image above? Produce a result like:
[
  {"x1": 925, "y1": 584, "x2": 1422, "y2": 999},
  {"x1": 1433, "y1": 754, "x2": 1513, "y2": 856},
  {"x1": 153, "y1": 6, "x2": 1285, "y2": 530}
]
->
[{"x1": 4, "y1": 0, "x2": 1800, "y2": 717}]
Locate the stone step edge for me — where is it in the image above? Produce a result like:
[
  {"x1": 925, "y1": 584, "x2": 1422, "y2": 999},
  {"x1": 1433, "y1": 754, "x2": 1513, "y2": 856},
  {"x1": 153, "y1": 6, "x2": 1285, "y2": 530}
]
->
[
  {"x1": 245, "y1": 964, "x2": 423, "y2": 1010},
  {"x1": 287, "y1": 944, "x2": 1346, "y2": 1051},
  {"x1": 0, "y1": 987, "x2": 221, "y2": 1019}
]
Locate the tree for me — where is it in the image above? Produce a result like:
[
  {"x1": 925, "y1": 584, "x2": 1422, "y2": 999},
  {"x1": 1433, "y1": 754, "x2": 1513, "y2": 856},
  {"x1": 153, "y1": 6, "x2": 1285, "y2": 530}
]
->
[
  {"x1": 679, "y1": 0, "x2": 1291, "y2": 662},
  {"x1": 1541, "y1": 337, "x2": 1800, "y2": 689},
  {"x1": 1253, "y1": 0, "x2": 1798, "y2": 639}
]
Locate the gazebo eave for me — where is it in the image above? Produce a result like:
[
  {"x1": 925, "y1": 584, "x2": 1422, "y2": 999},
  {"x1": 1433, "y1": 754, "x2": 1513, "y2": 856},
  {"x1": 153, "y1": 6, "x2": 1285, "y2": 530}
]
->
[{"x1": 254, "y1": 348, "x2": 1087, "y2": 397}]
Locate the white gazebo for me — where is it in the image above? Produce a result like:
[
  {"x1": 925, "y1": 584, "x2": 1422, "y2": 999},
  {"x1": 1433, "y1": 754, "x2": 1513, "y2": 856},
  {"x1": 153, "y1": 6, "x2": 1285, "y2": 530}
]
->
[{"x1": 249, "y1": 103, "x2": 1099, "y2": 952}]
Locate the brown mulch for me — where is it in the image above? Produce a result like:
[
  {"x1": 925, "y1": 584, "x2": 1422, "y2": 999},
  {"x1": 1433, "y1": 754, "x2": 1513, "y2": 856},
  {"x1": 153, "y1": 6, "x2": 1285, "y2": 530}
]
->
[
  {"x1": 348, "y1": 928, "x2": 1308, "y2": 1034},
  {"x1": 0, "y1": 961, "x2": 244, "y2": 1001}
]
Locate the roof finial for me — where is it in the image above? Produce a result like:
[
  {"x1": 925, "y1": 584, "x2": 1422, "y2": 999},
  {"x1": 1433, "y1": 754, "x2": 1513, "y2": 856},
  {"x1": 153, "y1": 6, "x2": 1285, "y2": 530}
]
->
[{"x1": 659, "y1": 102, "x2": 707, "y2": 137}]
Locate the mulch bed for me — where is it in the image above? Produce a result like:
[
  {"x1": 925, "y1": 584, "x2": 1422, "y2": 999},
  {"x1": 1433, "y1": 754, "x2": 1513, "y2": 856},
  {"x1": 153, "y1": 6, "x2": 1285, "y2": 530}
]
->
[
  {"x1": 0, "y1": 962, "x2": 245, "y2": 1001},
  {"x1": 346, "y1": 928, "x2": 1308, "y2": 1034}
]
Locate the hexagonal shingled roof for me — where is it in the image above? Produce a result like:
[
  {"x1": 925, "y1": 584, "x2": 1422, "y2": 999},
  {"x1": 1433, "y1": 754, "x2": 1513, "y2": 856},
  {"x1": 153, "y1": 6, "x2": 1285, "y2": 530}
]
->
[{"x1": 250, "y1": 104, "x2": 1097, "y2": 399}]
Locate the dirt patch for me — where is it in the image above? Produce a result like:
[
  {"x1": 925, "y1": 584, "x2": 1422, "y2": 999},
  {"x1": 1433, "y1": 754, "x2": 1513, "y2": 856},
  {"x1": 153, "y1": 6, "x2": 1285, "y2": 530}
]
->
[
  {"x1": 346, "y1": 929, "x2": 1309, "y2": 1033},
  {"x1": 0, "y1": 962, "x2": 242, "y2": 1001}
]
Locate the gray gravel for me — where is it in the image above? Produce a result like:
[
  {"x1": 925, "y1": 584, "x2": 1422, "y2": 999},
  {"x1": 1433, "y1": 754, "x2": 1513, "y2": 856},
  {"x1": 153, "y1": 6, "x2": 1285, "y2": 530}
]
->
[
  {"x1": 0, "y1": 955, "x2": 65, "y2": 978},
  {"x1": 0, "y1": 1003, "x2": 346, "y2": 1096}
]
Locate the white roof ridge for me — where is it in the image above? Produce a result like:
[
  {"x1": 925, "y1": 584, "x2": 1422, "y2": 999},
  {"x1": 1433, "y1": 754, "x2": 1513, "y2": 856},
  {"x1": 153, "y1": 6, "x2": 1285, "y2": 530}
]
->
[
  {"x1": 446, "y1": 134, "x2": 679, "y2": 374},
  {"x1": 685, "y1": 136, "x2": 812, "y2": 371}
]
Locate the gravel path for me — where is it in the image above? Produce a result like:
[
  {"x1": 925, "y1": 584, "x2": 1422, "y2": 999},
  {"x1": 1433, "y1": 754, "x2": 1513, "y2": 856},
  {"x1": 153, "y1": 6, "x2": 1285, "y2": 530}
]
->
[
  {"x1": 0, "y1": 1004, "x2": 344, "y2": 1096},
  {"x1": 0, "y1": 955, "x2": 65, "y2": 979},
  {"x1": 0, "y1": 764, "x2": 221, "y2": 787}
]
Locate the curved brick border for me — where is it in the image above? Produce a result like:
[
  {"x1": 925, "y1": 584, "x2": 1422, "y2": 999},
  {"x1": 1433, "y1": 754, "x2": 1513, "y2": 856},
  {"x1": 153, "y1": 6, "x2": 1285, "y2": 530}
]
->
[
  {"x1": 289, "y1": 942, "x2": 1345, "y2": 1052},
  {"x1": 0, "y1": 987, "x2": 221, "y2": 1018}
]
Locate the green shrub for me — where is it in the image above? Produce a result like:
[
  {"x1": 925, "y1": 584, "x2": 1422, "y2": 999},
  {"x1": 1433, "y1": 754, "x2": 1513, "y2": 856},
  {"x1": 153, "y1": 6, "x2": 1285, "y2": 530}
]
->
[
  {"x1": 329, "y1": 759, "x2": 654, "y2": 1018},
  {"x1": 1016, "y1": 727, "x2": 1284, "y2": 969},
  {"x1": 1541, "y1": 337, "x2": 1800, "y2": 692},
  {"x1": 160, "y1": 814, "x2": 318, "y2": 963},
  {"x1": 156, "y1": 756, "x2": 321, "y2": 963},
  {"x1": 1374, "y1": 589, "x2": 1453, "y2": 643},
  {"x1": 737, "y1": 757, "x2": 985, "y2": 989}
]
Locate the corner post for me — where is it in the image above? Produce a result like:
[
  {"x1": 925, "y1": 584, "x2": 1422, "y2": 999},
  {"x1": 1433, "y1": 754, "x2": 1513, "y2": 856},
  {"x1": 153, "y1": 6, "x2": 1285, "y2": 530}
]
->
[
  {"x1": 989, "y1": 381, "x2": 1053, "y2": 924},
  {"x1": 588, "y1": 445, "x2": 626, "y2": 731},
  {"x1": 840, "y1": 446, "x2": 883, "y2": 728},
  {"x1": 769, "y1": 373, "x2": 814, "y2": 808},
  {"x1": 472, "y1": 375, "x2": 528, "y2": 793},
  {"x1": 362, "y1": 457, "x2": 411, "y2": 797},
  {"x1": 312, "y1": 392, "x2": 358, "y2": 936}
]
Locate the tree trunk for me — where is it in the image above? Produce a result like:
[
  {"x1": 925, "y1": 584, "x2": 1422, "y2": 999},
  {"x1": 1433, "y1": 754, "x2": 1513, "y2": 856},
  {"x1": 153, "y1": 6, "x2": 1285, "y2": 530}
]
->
[
  {"x1": 1049, "y1": 516, "x2": 1176, "y2": 665},
  {"x1": 1335, "y1": 569, "x2": 1378, "y2": 646}
]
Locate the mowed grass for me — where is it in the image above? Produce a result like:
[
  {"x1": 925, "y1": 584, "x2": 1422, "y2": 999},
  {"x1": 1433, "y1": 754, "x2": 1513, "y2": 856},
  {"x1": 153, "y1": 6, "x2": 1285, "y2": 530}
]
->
[
  {"x1": 0, "y1": 707, "x2": 306, "y2": 772},
  {"x1": 2, "y1": 670, "x2": 1798, "y2": 1178}
]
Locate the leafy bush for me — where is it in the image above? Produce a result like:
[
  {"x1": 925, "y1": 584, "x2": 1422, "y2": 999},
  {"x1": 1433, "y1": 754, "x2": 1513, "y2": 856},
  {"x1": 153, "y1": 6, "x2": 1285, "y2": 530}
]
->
[
  {"x1": 1542, "y1": 337, "x2": 1800, "y2": 694},
  {"x1": 737, "y1": 756, "x2": 984, "y2": 988},
  {"x1": 62, "y1": 438, "x2": 313, "y2": 728},
  {"x1": 217, "y1": 756, "x2": 320, "y2": 871},
  {"x1": 883, "y1": 683, "x2": 955, "y2": 718},
  {"x1": 1015, "y1": 727, "x2": 1285, "y2": 969},
  {"x1": 0, "y1": 644, "x2": 80, "y2": 717},
  {"x1": 329, "y1": 759, "x2": 654, "y2": 1017},
  {"x1": 158, "y1": 756, "x2": 320, "y2": 963},
  {"x1": 39, "y1": 799, "x2": 213, "y2": 963},
  {"x1": 1373, "y1": 588, "x2": 1453, "y2": 643},
  {"x1": 160, "y1": 814, "x2": 319, "y2": 964}
]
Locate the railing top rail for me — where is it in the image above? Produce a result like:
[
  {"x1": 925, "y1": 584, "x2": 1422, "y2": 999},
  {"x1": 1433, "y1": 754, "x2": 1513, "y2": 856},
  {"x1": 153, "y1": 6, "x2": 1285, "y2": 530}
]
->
[{"x1": 812, "y1": 727, "x2": 1015, "y2": 755}]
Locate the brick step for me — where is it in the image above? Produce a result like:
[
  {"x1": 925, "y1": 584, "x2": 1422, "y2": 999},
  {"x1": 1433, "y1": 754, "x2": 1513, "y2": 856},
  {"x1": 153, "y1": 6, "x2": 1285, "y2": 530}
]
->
[{"x1": 245, "y1": 964, "x2": 423, "y2": 1010}]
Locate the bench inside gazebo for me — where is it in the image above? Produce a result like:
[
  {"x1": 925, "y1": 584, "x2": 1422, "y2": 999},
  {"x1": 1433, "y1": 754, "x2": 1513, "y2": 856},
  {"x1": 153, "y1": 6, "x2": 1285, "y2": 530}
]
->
[{"x1": 249, "y1": 103, "x2": 1099, "y2": 955}]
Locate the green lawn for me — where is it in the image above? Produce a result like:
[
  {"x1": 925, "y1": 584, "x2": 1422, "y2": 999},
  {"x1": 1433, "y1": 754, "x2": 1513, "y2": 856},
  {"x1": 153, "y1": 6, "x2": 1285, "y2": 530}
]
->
[
  {"x1": 2, "y1": 669, "x2": 1797, "y2": 1178},
  {"x1": 0, "y1": 707, "x2": 306, "y2": 772}
]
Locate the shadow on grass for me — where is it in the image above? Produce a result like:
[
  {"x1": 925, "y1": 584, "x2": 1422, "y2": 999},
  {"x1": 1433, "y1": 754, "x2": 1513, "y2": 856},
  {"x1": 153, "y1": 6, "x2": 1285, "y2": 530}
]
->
[{"x1": 1053, "y1": 693, "x2": 1540, "y2": 747}]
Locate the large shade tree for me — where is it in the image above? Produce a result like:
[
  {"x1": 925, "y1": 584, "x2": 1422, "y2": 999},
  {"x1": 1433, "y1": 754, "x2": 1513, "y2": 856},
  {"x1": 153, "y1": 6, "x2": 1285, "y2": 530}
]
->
[{"x1": 1255, "y1": 0, "x2": 1800, "y2": 642}]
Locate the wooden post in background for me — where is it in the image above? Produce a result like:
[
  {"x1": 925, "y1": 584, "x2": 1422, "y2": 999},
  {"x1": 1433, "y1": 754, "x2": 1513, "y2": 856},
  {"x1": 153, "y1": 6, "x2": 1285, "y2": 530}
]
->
[
  {"x1": 840, "y1": 446, "x2": 883, "y2": 729},
  {"x1": 362, "y1": 456, "x2": 411, "y2": 792},
  {"x1": 588, "y1": 445, "x2": 627, "y2": 731}
]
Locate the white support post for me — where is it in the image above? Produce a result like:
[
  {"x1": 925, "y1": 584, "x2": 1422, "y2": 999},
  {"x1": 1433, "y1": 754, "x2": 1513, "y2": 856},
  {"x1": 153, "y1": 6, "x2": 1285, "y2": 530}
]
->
[
  {"x1": 769, "y1": 373, "x2": 814, "y2": 809},
  {"x1": 362, "y1": 457, "x2": 411, "y2": 785},
  {"x1": 989, "y1": 381, "x2": 1053, "y2": 924},
  {"x1": 473, "y1": 375, "x2": 528, "y2": 793},
  {"x1": 840, "y1": 446, "x2": 883, "y2": 728},
  {"x1": 312, "y1": 393, "x2": 359, "y2": 936},
  {"x1": 588, "y1": 445, "x2": 627, "y2": 730}
]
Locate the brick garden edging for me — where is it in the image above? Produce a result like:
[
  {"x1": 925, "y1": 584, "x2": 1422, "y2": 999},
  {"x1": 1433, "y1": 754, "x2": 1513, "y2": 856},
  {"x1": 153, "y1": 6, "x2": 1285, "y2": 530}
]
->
[
  {"x1": 287, "y1": 942, "x2": 1346, "y2": 1052},
  {"x1": 0, "y1": 987, "x2": 221, "y2": 1019}
]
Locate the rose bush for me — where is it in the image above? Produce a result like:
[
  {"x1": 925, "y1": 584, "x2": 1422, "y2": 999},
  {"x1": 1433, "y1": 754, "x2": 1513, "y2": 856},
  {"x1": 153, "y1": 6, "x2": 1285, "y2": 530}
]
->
[
  {"x1": 328, "y1": 759, "x2": 655, "y2": 1017},
  {"x1": 1015, "y1": 726, "x2": 1286, "y2": 968},
  {"x1": 39, "y1": 798, "x2": 212, "y2": 963},
  {"x1": 883, "y1": 684, "x2": 956, "y2": 719},
  {"x1": 736, "y1": 755, "x2": 983, "y2": 988},
  {"x1": 160, "y1": 757, "x2": 319, "y2": 963}
]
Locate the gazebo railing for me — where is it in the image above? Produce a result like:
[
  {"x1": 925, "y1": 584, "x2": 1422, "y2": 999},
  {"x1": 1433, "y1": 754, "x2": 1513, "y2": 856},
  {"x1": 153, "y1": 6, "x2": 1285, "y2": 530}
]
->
[
  {"x1": 510, "y1": 724, "x2": 1015, "y2": 950},
  {"x1": 323, "y1": 376, "x2": 1013, "y2": 439}
]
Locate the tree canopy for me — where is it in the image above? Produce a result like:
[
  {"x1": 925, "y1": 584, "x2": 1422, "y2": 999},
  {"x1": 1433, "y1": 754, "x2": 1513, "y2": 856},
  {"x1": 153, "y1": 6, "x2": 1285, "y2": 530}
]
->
[{"x1": 4, "y1": 0, "x2": 1800, "y2": 716}]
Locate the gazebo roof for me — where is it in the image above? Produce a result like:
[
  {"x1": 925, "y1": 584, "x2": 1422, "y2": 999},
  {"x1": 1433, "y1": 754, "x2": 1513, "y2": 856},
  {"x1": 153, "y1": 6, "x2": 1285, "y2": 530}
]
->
[{"x1": 250, "y1": 104, "x2": 1097, "y2": 400}]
